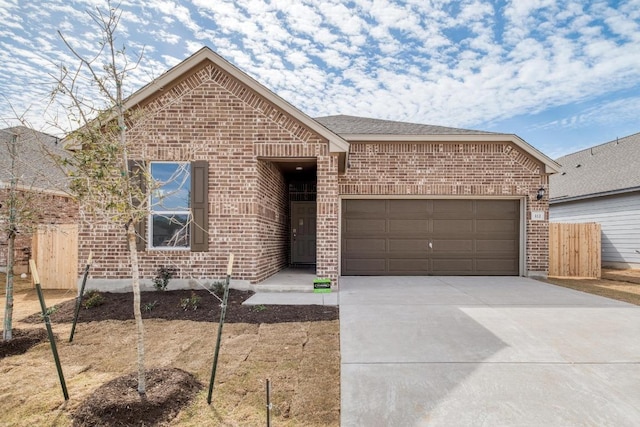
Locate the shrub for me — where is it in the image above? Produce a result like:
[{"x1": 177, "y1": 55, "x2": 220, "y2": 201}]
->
[
  {"x1": 39, "y1": 305, "x2": 59, "y2": 319},
  {"x1": 143, "y1": 301, "x2": 158, "y2": 312},
  {"x1": 251, "y1": 304, "x2": 267, "y2": 313},
  {"x1": 180, "y1": 292, "x2": 201, "y2": 311},
  {"x1": 83, "y1": 290, "x2": 105, "y2": 309},
  {"x1": 210, "y1": 280, "x2": 226, "y2": 298},
  {"x1": 153, "y1": 266, "x2": 176, "y2": 291}
]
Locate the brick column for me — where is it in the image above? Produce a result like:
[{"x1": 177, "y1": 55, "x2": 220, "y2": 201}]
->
[{"x1": 316, "y1": 153, "x2": 339, "y2": 287}]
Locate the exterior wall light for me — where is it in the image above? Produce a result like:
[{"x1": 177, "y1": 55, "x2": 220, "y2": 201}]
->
[{"x1": 536, "y1": 187, "x2": 545, "y2": 200}]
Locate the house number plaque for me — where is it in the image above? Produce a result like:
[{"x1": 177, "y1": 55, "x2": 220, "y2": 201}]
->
[{"x1": 531, "y1": 211, "x2": 545, "y2": 221}]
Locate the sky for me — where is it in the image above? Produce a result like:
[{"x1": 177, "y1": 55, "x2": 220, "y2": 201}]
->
[{"x1": 1, "y1": 0, "x2": 640, "y2": 159}]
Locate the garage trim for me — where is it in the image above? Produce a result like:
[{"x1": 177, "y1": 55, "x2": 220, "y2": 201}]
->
[{"x1": 338, "y1": 195, "x2": 526, "y2": 276}]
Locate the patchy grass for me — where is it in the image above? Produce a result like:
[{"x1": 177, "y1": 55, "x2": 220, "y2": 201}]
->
[
  {"x1": 0, "y1": 281, "x2": 340, "y2": 426},
  {"x1": 543, "y1": 274, "x2": 640, "y2": 306},
  {"x1": 0, "y1": 271, "x2": 34, "y2": 294}
]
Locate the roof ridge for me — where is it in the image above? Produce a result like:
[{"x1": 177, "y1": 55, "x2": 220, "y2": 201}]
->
[
  {"x1": 314, "y1": 114, "x2": 496, "y2": 135},
  {"x1": 556, "y1": 131, "x2": 640, "y2": 160}
]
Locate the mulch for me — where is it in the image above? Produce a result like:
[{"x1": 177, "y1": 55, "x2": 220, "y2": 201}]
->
[
  {"x1": 72, "y1": 367, "x2": 202, "y2": 427},
  {"x1": 0, "y1": 328, "x2": 50, "y2": 358},
  {"x1": 3, "y1": 288, "x2": 339, "y2": 426},
  {"x1": 20, "y1": 288, "x2": 339, "y2": 325}
]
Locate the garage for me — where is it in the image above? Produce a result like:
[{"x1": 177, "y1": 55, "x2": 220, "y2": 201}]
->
[{"x1": 341, "y1": 199, "x2": 520, "y2": 275}]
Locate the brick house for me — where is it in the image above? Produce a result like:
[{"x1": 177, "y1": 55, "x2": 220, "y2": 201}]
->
[
  {"x1": 0, "y1": 126, "x2": 78, "y2": 274},
  {"x1": 80, "y1": 47, "x2": 559, "y2": 290}
]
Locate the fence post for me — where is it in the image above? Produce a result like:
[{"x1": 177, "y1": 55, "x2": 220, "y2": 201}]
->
[
  {"x1": 31, "y1": 259, "x2": 69, "y2": 401},
  {"x1": 207, "y1": 253, "x2": 234, "y2": 404}
]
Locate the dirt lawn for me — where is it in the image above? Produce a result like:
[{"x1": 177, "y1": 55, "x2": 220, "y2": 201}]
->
[
  {"x1": 0, "y1": 275, "x2": 340, "y2": 426},
  {"x1": 543, "y1": 269, "x2": 640, "y2": 306}
]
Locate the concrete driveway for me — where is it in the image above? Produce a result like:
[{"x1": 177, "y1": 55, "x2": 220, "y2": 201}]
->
[{"x1": 339, "y1": 276, "x2": 640, "y2": 426}]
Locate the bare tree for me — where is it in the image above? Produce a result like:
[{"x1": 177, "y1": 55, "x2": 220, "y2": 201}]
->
[
  {"x1": 51, "y1": 2, "x2": 150, "y2": 394},
  {"x1": 1, "y1": 128, "x2": 19, "y2": 341},
  {"x1": 1, "y1": 123, "x2": 68, "y2": 341}
]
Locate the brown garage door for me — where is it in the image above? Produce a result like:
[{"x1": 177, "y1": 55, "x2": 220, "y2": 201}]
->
[{"x1": 341, "y1": 199, "x2": 520, "y2": 275}]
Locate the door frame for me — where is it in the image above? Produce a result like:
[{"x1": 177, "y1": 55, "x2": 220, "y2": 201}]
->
[{"x1": 290, "y1": 200, "x2": 317, "y2": 265}]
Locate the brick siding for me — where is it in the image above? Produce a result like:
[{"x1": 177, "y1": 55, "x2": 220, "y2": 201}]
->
[
  {"x1": 78, "y1": 58, "x2": 550, "y2": 287},
  {"x1": 79, "y1": 61, "x2": 331, "y2": 285},
  {"x1": 339, "y1": 142, "x2": 549, "y2": 274}
]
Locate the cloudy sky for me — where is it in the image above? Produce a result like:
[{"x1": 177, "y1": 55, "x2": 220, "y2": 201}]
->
[{"x1": 1, "y1": 0, "x2": 639, "y2": 158}]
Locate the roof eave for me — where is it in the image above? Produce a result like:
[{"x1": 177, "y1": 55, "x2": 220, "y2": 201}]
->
[
  {"x1": 123, "y1": 47, "x2": 350, "y2": 157},
  {"x1": 339, "y1": 133, "x2": 560, "y2": 174},
  {"x1": 550, "y1": 186, "x2": 640, "y2": 204}
]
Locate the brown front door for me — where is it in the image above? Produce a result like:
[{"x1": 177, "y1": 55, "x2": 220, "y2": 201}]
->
[
  {"x1": 291, "y1": 201, "x2": 317, "y2": 264},
  {"x1": 341, "y1": 199, "x2": 520, "y2": 275}
]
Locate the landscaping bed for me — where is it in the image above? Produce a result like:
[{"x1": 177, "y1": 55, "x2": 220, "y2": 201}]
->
[
  {"x1": 0, "y1": 280, "x2": 340, "y2": 426},
  {"x1": 20, "y1": 288, "x2": 338, "y2": 324}
]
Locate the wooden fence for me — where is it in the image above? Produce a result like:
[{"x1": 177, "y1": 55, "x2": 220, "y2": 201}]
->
[
  {"x1": 32, "y1": 224, "x2": 78, "y2": 290},
  {"x1": 549, "y1": 222, "x2": 601, "y2": 278}
]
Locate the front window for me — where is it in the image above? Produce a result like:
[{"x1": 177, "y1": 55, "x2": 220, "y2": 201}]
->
[{"x1": 149, "y1": 162, "x2": 190, "y2": 249}]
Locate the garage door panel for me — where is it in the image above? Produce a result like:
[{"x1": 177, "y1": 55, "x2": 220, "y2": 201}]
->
[
  {"x1": 388, "y1": 239, "x2": 430, "y2": 252},
  {"x1": 344, "y1": 218, "x2": 387, "y2": 233},
  {"x1": 342, "y1": 199, "x2": 520, "y2": 276},
  {"x1": 388, "y1": 199, "x2": 429, "y2": 216},
  {"x1": 433, "y1": 239, "x2": 474, "y2": 252},
  {"x1": 476, "y1": 239, "x2": 518, "y2": 252},
  {"x1": 343, "y1": 199, "x2": 386, "y2": 218},
  {"x1": 475, "y1": 259, "x2": 518, "y2": 273},
  {"x1": 476, "y1": 219, "x2": 518, "y2": 232},
  {"x1": 432, "y1": 219, "x2": 473, "y2": 233},
  {"x1": 433, "y1": 199, "x2": 473, "y2": 213},
  {"x1": 432, "y1": 259, "x2": 474, "y2": 272},
  {"x1": 389, "y1": 219, "x2": 429, "y2": 233},
  {"x1": 476, "y1": 200, "x2": 519, "y2": 215},
  {"x1": 344, "y1": 258, "x2": 387, "y2": 274},
  {"x1": 388, "y1": 259, "x2": 430, "y2": 273},
  {"x1": 344, "y1": 238, "x2": 387, "y2": 252}
]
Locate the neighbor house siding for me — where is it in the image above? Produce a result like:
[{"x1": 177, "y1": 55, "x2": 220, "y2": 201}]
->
[
  {"x1": 78, "y1": 61, "x2": 332, "y2": 285},
  {"x1": 338, "y1": 142, "x2": 550, "y2": 275},
  {"x1": 550, "y1": 192, "x2": 640, "y2": 268},
  {"x1": 0, "y1": 189, "x2": 78, "y2": 272}
]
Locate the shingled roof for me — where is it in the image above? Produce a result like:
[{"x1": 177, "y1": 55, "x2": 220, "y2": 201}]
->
[
  {"x1": 0, "y1": 126, "x2": 70, "y2": 194},
  {"x1": 315, "y1": 115, "x2": 495, "y2": 136},
  {"x1": 550, "y1": 132, "x2": 640, "y2": 202},
  {"x1": 314, "y1": 114, "x2": 560, "y2": 174}
]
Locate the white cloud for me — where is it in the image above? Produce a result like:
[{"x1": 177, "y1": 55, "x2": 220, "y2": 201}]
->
[{"x1": 1, "y1": 0, "x2": 639, "y2": 154}]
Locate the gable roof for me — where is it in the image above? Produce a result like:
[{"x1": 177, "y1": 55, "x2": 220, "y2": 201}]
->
[
  {"x1": 124, "y1": 47, "x2": 350, "y2": 156},
  {"x1": 0, "y1": 126, "x2": 70, "y2": 195},
  {"x1": 316, "y1": 115, "x2": 560, "y2": 174},
  {"x1": 100, "y1": 46, "x2": 558, "y2": 175},
  {"x1": 315, "y1": 115, "x2": 495, "y2": 136},
  {"x1": 550, "y1": 132, "x2": 640, "y2": 203}
]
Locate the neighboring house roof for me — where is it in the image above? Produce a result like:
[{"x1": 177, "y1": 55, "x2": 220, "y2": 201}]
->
[
  {"x1": 0, "y1": 126, "x2": 70, "y2": 195},
  {"x1": 550, "y1": 132, "x2": 640, "y2": 203},
  {"x1": 316, "y1": 114, "x2": 560, "y2": 174}
]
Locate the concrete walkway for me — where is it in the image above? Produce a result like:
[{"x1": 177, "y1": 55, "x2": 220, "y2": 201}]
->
[
  {"x1": 340, "y1": 276, "x2": 640, "y2": 426},
  {"x1": 241, "y1": 267, "x2": 338, "y2": 306}
]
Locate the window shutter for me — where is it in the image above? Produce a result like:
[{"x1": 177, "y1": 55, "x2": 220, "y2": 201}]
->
[
  {"x1": 128, "y1": 160, "x2": 147, "y2": 251},
  {"x1": 190, "y1": 161, "x2": 209, "y2": 252}
]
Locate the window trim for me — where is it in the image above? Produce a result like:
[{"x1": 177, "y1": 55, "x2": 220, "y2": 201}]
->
[{"x1": 148, "y1": 161, "x2": 191, "y2": 251}]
